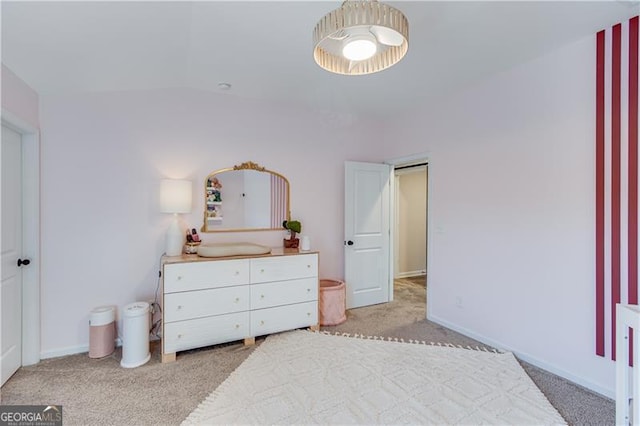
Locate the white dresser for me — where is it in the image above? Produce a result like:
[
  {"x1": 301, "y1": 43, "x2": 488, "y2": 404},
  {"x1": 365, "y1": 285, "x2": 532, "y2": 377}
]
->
[{"x1": 161, "y1": 249, "x2": 319, "y2": 362}]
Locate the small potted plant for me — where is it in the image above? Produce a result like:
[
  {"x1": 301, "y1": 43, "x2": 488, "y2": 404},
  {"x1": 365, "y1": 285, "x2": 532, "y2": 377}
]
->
[{"x1": 282, "y1": 220, "x2": 301, "y2": 249}]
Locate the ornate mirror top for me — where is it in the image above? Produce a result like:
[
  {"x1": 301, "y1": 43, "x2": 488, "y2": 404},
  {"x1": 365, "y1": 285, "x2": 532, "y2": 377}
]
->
[{"x1": 233, "y1": 161, "x2": 265, "y2": 171}]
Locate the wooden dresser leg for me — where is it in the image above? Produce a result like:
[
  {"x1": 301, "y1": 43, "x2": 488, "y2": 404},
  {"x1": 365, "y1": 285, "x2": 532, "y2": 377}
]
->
[
  {"x1": 310, "y1": 323, "x2": 320, "y2": 332},
  {"x1": 161, "y1": 352, "x2": 176, "y2": 363},
  {"x1": 244, "y1": 337, "x2": 255, "y2": 346}
]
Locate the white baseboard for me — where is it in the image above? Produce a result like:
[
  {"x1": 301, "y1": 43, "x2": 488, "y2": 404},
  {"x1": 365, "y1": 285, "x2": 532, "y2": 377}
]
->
[
  {"x1": 41, "y1": 338, "x2": 123, "y2": 360},
  {"x1": 428, "y1": 313, "x2": 614, "y2": 399},
  {"x1": 395, "y1": 270, "x2": 426, "y2": 279}
]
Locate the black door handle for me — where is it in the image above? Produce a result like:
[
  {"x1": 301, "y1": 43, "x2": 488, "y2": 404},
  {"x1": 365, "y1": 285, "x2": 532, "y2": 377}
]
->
[
  {"x1": 347, "y1": 240, "x2": 354, "y2": 246},
  {"x1": 17, "y1": 258, "x2": 31, "y2": 267}
]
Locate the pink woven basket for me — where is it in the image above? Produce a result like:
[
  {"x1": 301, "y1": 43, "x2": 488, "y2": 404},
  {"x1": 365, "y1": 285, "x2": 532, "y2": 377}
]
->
[{"x1": 319, "y1": 279, "x2": 347, "y2": 326}]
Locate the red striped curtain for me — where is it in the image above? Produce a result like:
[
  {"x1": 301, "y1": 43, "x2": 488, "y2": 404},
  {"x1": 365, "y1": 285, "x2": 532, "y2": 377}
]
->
[
  {"x1": 595, "y1": 16, "x2": 639, "y2": 359},
  {"x1": 270, "y1": 175, "x2": 287, "y2": 228}
]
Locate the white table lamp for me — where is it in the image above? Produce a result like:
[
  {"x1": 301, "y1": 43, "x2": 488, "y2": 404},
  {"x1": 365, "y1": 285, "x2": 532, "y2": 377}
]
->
[{"x1": 160, "y1": 179, "x2": 192, "y2": 256}]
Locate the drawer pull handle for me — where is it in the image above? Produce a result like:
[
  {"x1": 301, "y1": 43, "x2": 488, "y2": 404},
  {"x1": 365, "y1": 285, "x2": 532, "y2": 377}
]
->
[
  {"x1": 307, "y1": 265, "x2": 311, "y2": 268},
  {"x1": 307, "y1": 288, "x2": 311, "y2": 292},
  {"x1": 260, "y1": 320, "x2": 265, "y2": 325},
  {"x1": 177, "y1": 276, "x2": 183, "y2": 280},
  {"x1": 235, "y1": 297, "x2": 240, "y2": 303},
  {"x1": 261, "y1": 269, "x2": 265, "y2": 273},
  {"x1": 307, "y1": 312, "x2": 311, "y2": 316},
  {"x1": 235, "y1": 271, "x2": 239, "y2": 276},
  {"x1": 260, "y1": 295, "x2": 265, "y2": 299},
  {"x1": 177, "y1": 305, "x2": 182, "y2": 310},
  {"x1": 235, "y1": 324, "x2": 240, "y2": 329},
  {"x1": 177, "y1": 334, "x2": 183, "y2": 339}
]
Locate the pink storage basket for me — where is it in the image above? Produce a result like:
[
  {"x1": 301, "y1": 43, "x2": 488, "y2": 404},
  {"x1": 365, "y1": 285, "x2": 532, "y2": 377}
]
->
[{"x1": 319, "y1": 279, "x2": 347, "y2": 326}]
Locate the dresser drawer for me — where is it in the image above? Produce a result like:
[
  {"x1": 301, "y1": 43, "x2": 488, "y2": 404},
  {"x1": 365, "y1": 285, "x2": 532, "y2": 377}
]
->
[
  {"x1": 164, "y1": 259, "x2": 250, "y2": 293},
  {"x1": 164, "y1": 286, "x2": 249, "y2": 323},
  {"x1": 250, "y1": 301, "x2": 317, "y2": 337},
  {"x1": 250, "y1": 277, "x2": 317, "y2": 310},
  {"x1": 163, "y1": 312, "x2": 249, "y2": 353},
  {"x1": 250, "y1": 254, "x2": 318, "y2": 283}
]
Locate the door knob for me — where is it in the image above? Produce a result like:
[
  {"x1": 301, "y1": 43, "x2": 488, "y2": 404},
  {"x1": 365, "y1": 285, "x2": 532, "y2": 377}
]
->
[
  {"x1": 346, "y1": 240, "x2": 354, "y2": 246},
  {"x1": 17, "y1": 258, "x2": 31, "y2": 267}
]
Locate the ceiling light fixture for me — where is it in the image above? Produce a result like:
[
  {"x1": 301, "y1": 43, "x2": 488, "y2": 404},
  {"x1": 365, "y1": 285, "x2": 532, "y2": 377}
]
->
[{"x1": 313, "y1": 0, "x2": 409, "y2": 76}]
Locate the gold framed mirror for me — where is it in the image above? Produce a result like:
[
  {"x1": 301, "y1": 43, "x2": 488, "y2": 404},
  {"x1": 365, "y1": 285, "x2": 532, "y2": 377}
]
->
[{"x1": 201, "y1": 161, "x2": 290, "y2": 232}]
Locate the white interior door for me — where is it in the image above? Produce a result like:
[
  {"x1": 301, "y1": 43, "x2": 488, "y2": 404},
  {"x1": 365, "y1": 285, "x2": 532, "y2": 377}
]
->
[
  {"x1": 1, "y1": 125, "x2": 23, "y2": 385},
  {"x1": 344, "y1": 161, "x2": 391, "y2": 309}
]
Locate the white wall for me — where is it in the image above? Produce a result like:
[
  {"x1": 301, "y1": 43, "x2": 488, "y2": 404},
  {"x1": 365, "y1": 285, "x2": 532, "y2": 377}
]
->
[
  {"x1": 378, "y1": 35, "x2": 615, "y2": 396},
  {"x1": 38, "y1": 88, "x2": 383, "y2": 356}
]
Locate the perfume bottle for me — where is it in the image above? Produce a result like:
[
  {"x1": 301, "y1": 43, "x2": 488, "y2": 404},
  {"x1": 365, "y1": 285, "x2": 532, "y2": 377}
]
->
[
  {"x1": 191, "y1": 228, "x2": 201, "y2": 243},
  {"x1": 186, "y1": 230, "x2": 193, "y2": 243}
]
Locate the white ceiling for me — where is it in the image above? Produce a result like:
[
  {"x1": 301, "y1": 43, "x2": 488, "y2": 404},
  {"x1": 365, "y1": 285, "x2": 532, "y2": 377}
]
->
[{"x1": 2, "y1": 1, "x2": 638, "y2": 118}]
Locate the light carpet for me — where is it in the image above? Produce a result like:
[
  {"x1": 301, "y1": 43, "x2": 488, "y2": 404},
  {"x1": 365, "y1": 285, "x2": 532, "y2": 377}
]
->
[{"x1": 183, "y1": 330, "x2": 566, "y2": 425}]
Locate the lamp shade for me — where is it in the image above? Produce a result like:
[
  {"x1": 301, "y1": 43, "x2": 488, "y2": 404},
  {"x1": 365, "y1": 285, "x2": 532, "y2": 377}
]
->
[
  {"x1": 313, "y1": 0, "x2": 409, "y2": 76},
  {"x1": 160, "y1": 179, "x2": 192, "y2": 214}
]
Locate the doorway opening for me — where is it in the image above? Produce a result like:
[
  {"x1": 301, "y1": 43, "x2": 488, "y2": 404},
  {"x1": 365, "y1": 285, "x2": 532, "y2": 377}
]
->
[
  {"x1": 342, "y1": 157, "x2": 429, "y2": 317},
  {"x1": 392, "y1": 161, "x2": 428, "y2": 317}
]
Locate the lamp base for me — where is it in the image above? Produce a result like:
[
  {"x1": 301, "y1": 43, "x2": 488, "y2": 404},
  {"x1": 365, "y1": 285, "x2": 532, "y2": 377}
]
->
[{"x1": 166, "y1": 215, "x2": 184, "y2": 256}]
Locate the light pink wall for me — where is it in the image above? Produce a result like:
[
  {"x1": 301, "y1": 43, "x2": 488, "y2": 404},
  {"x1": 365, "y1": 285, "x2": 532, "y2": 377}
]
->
[
  {"x1": 380, "y1": 35, "x2": 613, "y2": 396},
  {"x1": 38, "y1": 88, "x2": 383, "y2": 356},
  {"x1": 1, "y1": 64, "x2": 39, "y2": 128}
]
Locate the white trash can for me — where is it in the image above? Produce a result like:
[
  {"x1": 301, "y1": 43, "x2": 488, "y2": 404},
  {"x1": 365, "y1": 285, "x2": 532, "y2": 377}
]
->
[
  {"x1": 120, "y1": 302, "x2": 151, "y2": 368},
  {"x1": 89, "y1": 306, "x2": 116, "y2": 358}
]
